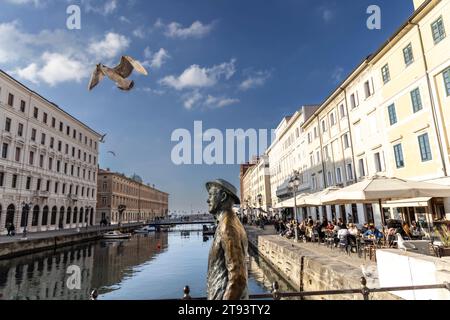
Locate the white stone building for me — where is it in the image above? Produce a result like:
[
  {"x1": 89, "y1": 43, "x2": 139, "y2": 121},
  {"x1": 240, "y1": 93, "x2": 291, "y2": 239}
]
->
[{"x1": 0, "y1": 70, "x2": 101, "y2": 235}]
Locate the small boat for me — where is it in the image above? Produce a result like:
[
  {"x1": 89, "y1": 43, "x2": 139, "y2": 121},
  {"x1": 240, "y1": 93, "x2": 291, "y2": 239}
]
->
[
  {"x1": 203, "y1": 225, "x2": 216, "y2": 236},
  {"x1": 156, "y1": 225, "x2": 171, "y2": 232},
  {"x1": 103, "y1": 230, "x2": 132, "y2": 239},
  {"x1": 134, "y1": 226, "x2": 155, "y2": 233}
]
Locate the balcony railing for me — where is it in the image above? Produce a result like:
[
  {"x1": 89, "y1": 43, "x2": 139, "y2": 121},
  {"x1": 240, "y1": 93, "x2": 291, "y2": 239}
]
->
[
  {"x1": 33, "y1": 190, "x2": 50, "y2": 198},
  {"x1": 68, "y1": 194, "x2": 78, "y2": 201}
]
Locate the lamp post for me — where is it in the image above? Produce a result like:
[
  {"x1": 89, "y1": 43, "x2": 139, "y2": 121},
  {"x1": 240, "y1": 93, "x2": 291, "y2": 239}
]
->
[
  {"x1": 257, "y1": 193, "x2": 263, "y2": 229},
  {"x1": 288, "y1": 171, "x2": 301, "y2": 242},
  {"x1": 21, "y1": 202, "x2": 33, "y2": 239}
]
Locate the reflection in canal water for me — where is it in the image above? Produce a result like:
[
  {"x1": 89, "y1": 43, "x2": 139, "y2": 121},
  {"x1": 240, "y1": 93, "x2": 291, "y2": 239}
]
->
[{"x1": 0, "y1": 226, "x2": 291, "y2": 300}]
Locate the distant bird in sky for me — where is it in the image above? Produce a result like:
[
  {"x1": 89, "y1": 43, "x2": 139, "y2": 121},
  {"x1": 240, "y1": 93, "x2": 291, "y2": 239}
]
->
[
  {"x1": 107, "y1": 151, "x2": 116, "y2": 157},
  {"x1": 88, "y1": 55, "x2": 148, "y2": 91},
  {"x1": 396, "y1": 233, "x2": 418, "y2": 251},
  {"x1": 100, "y1": 133, "x2": 107, "y2": 143}
]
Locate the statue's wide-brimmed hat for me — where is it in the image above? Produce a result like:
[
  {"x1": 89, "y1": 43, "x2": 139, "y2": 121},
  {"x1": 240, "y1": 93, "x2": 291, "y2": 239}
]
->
[{"x1": 206, "y1": 179, "x2": 240, "y2": 205}]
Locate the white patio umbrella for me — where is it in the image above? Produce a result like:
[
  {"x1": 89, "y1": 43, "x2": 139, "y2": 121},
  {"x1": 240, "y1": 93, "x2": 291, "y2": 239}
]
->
[
  {"x1": 321, "y1": 175, "x2": 450, "y2": 225},
  {"x1": 298, "y1": 187, "x2": 341, "y2": 206}
]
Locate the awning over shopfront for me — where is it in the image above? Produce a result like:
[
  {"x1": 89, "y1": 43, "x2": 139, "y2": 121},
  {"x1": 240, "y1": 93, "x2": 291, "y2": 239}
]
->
[{"x1": 384, "y1": 197, "x2": 432, "y2": 208}]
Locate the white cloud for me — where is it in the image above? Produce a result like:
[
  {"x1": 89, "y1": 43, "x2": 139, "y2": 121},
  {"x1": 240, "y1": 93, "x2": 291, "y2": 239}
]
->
[
  {"x1": 119, "y1": 16, "x2": 131, "y2": 24},
  {"x1": 150, "y1": 48, "x2": 170, "y2": 69},
  {"x1": 160, "y1": 59, "x2": 236, "y2": 90},
  {"x1": 82, "y1": 0, "x2": 118, "y2": 15},
  {"x1": 88, "y1": 32, "x2": 130, "y2": 60},
  {"x1": 183, "y1": 91, "x2": 203, "y2": 110},
  {"x1": 4, "y1": 0, "x2": 44, "y2": 6},
  {"x1": 157, "y1": 20, "x2": 215, "y2": 39},
  {"x1": 318, "y1": 5, "x2": 335, "y2": 23},
  {"x1": 239, "y1": 70, "x2": 271, "y2": 91},
  {"x1": 132, "y1": 27, "x2": 146, "y2": 39},
  {"x1": 205, "y1": 95, "x2": 239, "y2": 108},
  {"x1": 331, "y1": 66, "x2": 344, "y2": 83},
  {"x1": 15, "y1": 52, "x2": 89, "y2": 86}
]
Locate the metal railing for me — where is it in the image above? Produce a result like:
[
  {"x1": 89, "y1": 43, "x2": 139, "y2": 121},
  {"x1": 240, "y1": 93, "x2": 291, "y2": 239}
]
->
[{"x1": 89, "y1": 277, "x2": 450, "y2": 300}]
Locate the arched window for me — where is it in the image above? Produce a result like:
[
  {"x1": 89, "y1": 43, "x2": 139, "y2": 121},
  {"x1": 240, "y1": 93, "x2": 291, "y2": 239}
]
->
[
  {"x1": 79, "y1": 208, "x2": 84, "y2": 223},
  {"x1": 42, "y1": 206, "x2": 49, "y2": 226},
  {"x1": 51, "y1": 206, "x2": 57, "y2": 225},
  {"x1": 66, "y1": 207, "x2": 72, "y2": 224},
  {"x1": 90, "y1": 208, "x2": 94, "y2": 226},
  {"x1": 59, "y1": 207, "x2": 65, "y2": 229},
  {"x1": 32, "y1": 206, "x2": 40, "y2": 227},
  {"x1": 5, "y1": 204, "x2": 15, "y2": 227},
  {"x1": 73, "y1": 207, "x2": 78, "y2": 224}
]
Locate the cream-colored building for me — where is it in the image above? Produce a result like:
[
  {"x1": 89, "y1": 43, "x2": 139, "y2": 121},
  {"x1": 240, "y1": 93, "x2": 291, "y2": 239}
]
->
[
  {"x1": 264, "y1": 0, "x2": 450, "y2": 227},
  {"x1": 0, "y1": 70, "x2": 101, "y2": 235}
]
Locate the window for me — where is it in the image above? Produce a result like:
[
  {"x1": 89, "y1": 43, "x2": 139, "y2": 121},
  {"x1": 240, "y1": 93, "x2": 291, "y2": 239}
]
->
[
  {"x1": 431, "y1": 16, "x2": 446, "y2": 44},
  {"x1": 18, "y1": 123, "x2": 23, "y2": 137},
  {"x1": 48, "y1": 158, "x2": 53, "y2": 170},
  {"x1": 29, "y1": 151, "x2": 34, "y2": 165},
  {"x1": 443, "y1": 68, "x2": 450, "y2": 96},
  {"x1": 46, "y1": 180, "x2": 50, "y2": 192},
  {"x1": 73, "y1": 129, "x2": 77, "y2": 139},
  {"x1": 394, "y1": 144, "x2": 405, "y2": 168},
  {"x1": 58, "y1": 141, "x2": 62, "y2": 152},
  {"x1": 15, "y1": 147, "x2": 21, "y2": 162},
  {"x1": 374, "y1": 152, "x2": 382, "y2": 172},
  {"x1": 20, "y1": 100, "x2": 26, "y2": 112},
  {"x1": 12, "y1": 174, "x2": 17, "y2": 189},
  {"x1": 26, "y1": 177, "x2": 31, "y2": 190},
  {"x1": 343, "y1": 133, "x2": 350, "y2": 149},
  {"x1": 388, "y1": 104, "x2": 397, "y2": 125},
  {"x1": 358, "y1": 158, "x2": 366, "y2": 177},
  {"x1": 72, "y1": 147, "x2": 75, "y2": 157},
  {"x1": 350, "y1": 93, "x2": 357, "y2": 109},
  {"x1": 55, "y1": 182, "x2": 59, "y2": 194},
  {"x1": 65, "y1": 144, "x2": 68, "y2": 154},
  {"x1": 346, "y1": 163, "x2": 354, "y2": 181},
  {"x1": 37, "y1": 178, "x2": 41, "y2": 191},
  {"x1": 2, "y1": 143, "x2": 8, "y2": 159},
  {"x1": 52, "y1": 117, "x2": 56, "y2": 128},
  {"x1": 43, "y1": 112, "x2": 48, "y2": 124},
  {"x1": 31, "y1": 128, "x2": 36, "y2": 141},
  {"x1": 41, "y1": 133, "x2": 46, "y2": 145},
  {"x1": 403, "y1": 43, "x2": 414, "y2": 66},
  {"x1": 0, "y1": 172, "x2": 4, "y2": 187},
  {"x1": 382, "y1": 64, "x2": 391, "y2": 84},
  {"x1": 339, "y1": 104, "x2": 346, "y2": 118},
  {"x1": 39, "y1": 154, "x2": 44, "y2": 168},
  {"x1": 410, "y1": 88, "x2": 423, "y2": 113},
  {"x1": 8, "y1": 93, "x2": 14, "y2": 106},
  {"x1": 327, "y1": 171, "x2": 333, "y2": 186},
  {"x1": 59, "y1": 122, "x2": 63, "y2": 132},
  {"x1": 322, "y1": 120, "x2": 327, "y2": 132},
  {"x1": 66, "y1": 126, "x2": 70, "y2": 136},
  {"x1": 308, "y1": 132, "x2": 312, "y2": 144},
  {"x1": 330, "y1": 112, "x2": 336, "y2": 126},
  {"x1": 57, "y1": 160, "x2": 60, "y2": 172},
  {"x1": 50, "y1": 137, "x2": 54, "y2": 149},
  {"x1": 5, "y1": 118, "x2": 11, "y2": 132},
  {"x1": 314, "y1": 127, "x2": 318, "y2": 139},
  {"x1": 418, "y1": 133, "x2": 432, "y2": 162},
  {"x1": 364, "y1": 81, "x2": 371, "y2": 98},
  {"x1": 336, "y1": 167, "x2": 342, "y2": 184},
  {"x1": 33, "y1": 107, "x2": 38, "y2": 119}
]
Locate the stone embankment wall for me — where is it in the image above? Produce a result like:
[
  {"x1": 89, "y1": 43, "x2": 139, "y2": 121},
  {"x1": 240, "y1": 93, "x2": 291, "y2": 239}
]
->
[
  {"x1": 0, "y1": 224, "x2": 141, "y2": 260},
  {"x1": 246, "y1": 227, "x2": 400, "y2": 300}
]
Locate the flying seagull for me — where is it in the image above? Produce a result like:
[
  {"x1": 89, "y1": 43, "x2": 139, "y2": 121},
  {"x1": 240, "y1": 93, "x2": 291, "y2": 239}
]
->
[
  {"x1": 88, "y1": 56, "x2": 148, "y2": 91},
  {"x1": 396, "y1": 233, "x2": 418, "y2": 251},
  {"x1": 100, "y1": 133, "x2": 107, "y2": 143},
  {"x1": 107, "y1": 151, "x2": 116, "y2": 157}
]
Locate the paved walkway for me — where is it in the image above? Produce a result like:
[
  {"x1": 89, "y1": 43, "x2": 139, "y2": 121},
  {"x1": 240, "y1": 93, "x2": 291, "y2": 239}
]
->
[
  {"x1": 245, "y1": 225, "x2": 380, "y2": 287},
  {"x1": 0, "y1": 223, "x2": 142, "y2": 244}
]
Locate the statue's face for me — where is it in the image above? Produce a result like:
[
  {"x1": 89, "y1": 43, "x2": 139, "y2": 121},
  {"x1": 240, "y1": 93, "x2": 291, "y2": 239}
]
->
[{"x1": 207, "y1": 186, "x2": 227, "y2": 215}]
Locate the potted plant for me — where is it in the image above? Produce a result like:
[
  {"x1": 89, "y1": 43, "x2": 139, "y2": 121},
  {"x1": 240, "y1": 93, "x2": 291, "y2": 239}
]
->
[{"x1": 433, "y1": 222, "x2": 450, "y2": 257}]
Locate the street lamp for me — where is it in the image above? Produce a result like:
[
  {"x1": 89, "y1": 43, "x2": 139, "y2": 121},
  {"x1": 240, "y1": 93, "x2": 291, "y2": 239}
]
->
[
  {"x1": 257, "y1": 194, "x2": 264, "y2": 229},
  {"x1": 288, "y1": 171, "x2": 301, "y2": 242},
  {"x1": 21, "y1": 202, "x2": 33, "y2": 239}
]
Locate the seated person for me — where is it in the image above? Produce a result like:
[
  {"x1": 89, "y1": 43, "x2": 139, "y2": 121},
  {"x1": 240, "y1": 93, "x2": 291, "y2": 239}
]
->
[
  {"x1": 337, "y1": 225, "x2": 349, "y2": 246},
  {"x1": 402, "y1": 222, "x2": 413, "y2": 239},
  {"x1": 363, "y1": 225, "x2": 384, "y2": 240}
]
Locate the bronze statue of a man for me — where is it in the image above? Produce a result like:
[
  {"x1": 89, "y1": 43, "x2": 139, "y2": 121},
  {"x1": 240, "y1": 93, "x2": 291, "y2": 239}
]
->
[{"x1": 206, "y1": 179, "x2": 248, "y2": 300}]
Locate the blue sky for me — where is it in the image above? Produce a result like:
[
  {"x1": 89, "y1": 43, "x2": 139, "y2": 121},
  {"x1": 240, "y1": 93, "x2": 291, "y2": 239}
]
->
[{"x1": 0, "y1": 0, "x2": 414, "y2": 213}]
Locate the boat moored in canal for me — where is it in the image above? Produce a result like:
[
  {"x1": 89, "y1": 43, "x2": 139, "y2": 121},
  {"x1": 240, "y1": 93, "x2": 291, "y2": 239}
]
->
[
  {"x1": 134, "y1": 226, "x2": 156, "y2": 234},
  {"x1": 202, "y1": 224, "x2": 216, "y2": 236},
  {"x1": 103, "y1": 230, "x2": 132, "y2": 239}
]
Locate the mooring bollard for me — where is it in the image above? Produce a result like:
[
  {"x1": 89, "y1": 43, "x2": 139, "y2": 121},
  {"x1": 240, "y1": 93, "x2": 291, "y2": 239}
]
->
[
  {"x1": 183, "y1": 286, "x2": 192, "y2": 300},
  {"x1": 272, "y1": 281, "x2": 281, "y2": 300},
  {"x1": 360, "y1": 277, "x2": 370, "y2": 300}
]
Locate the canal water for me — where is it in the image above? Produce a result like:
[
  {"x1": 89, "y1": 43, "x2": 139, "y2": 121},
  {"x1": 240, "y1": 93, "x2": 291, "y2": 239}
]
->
[{"x1": 0, "y1": 225, "x2": 294, "y2": 300}]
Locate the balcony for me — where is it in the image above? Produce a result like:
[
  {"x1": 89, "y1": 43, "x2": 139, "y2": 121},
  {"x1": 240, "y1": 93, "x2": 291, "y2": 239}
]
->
[{"x1": 34, "y1": 190, "x2": 50, "y2": 198}]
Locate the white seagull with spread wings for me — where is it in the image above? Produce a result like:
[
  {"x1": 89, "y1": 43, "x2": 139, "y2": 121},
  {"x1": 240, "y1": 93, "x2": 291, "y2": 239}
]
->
[{"x1": 88, "y1": 56, "x2": 148, "y2": 91}]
